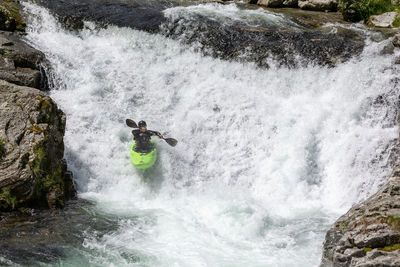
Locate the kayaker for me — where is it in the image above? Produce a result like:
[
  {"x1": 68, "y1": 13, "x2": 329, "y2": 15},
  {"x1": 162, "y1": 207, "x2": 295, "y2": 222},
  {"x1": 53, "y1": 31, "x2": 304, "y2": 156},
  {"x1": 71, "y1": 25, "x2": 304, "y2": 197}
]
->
[{"x1": 132, "y1": 120, "x2": 163, "y2": 153}]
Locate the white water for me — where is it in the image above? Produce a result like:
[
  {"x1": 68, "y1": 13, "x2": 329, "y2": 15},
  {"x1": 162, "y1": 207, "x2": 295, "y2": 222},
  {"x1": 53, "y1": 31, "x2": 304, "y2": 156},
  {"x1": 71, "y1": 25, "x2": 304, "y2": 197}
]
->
[{"x1": 23, "y1": 3, "x2": 399, "y2": 266}]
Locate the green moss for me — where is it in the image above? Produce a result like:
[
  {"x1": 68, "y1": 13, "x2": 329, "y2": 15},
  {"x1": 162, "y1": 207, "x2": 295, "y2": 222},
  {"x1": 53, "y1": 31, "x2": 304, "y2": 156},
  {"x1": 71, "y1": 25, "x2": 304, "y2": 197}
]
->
[
  {"x1": 340, "y1": 0, "x2": 399, "y2": 22},
  {"x1": 393, "y1": 13, "x2": 400, "y2": 27},
  {"x1": 364, "y1": 247, "x2": 372, "y2": 252},
  {"x1": 387, "y1": 216, "x2": 400, "y2": 230},
  {"x1": 0, "y1": 136, "x2": 5, "y2": 159},
  {"x1": 0, "y1": 0, "x2": 26, "y2": 32},
  {"x1": 29, "y1": 144, "x2": 65, "y2": 209},
  {"x1": 26, "y1": 125, "x2": 44, "y2": 134},
  {"x1": 378, "y1": 243, "x2": 400, "y2": 252},
  {"x1": 0, "y1": 189, "x2": 16, "y2": 209},
  {"x1": 340, "y1": 221, "x2": 348, "y2": 230}
]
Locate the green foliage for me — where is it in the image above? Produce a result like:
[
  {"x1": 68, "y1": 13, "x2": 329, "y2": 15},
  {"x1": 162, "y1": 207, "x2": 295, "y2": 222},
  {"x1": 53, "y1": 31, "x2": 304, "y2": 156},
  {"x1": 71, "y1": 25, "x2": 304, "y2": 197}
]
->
[
  {"x1": 393, "y1": 13, "x2": 400, "y2": 27},
  {"x1": 364, "y1": 247, "x2": 372, "y2": 252},
  {"x1": 378, "y1": 243, "x2": 400, "y2": 252},
  {"x1": 340, "y1": 0, "x2": 399, "y2": 22},
  {"x1": 0, "y1": 189, "x2": 16, "y2": 209},
  {"x1": 340, "y1": 221, "x2": 348, "y2": 230},
  {"x1": 0, "y1": 137, "x2": 5, "y2": 159}
]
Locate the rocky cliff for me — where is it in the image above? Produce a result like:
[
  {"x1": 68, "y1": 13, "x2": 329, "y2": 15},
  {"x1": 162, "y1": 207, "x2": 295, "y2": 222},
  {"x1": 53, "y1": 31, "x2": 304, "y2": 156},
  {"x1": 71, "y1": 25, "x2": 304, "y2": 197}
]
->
[
  {"x1": 320, "y1": 166, "x2": 400, "y2": 266},
  {"x1": 0, "y1": 0, "x2": 75, "y2": 211}
]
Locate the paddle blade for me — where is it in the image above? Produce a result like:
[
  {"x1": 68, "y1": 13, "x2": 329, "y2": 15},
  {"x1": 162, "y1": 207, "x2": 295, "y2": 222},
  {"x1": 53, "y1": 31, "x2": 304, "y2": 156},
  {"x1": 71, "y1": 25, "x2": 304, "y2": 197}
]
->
[
  {"x1": 126, "y1": 119, "x2": 138, "y2": 128},
  {"x1": 164, "y1": 138, "x2": 178, "y2": 147}
]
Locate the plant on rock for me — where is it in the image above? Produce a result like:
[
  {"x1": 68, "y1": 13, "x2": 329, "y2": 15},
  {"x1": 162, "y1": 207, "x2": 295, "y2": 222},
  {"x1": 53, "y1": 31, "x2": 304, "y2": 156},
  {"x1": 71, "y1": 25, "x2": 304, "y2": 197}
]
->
[
  {"x1": 0, "y1": 137, "x2": 5, "y2": 159},
  {"x1": 340, "y1": 0, "x2": 399, "y2": 22}
]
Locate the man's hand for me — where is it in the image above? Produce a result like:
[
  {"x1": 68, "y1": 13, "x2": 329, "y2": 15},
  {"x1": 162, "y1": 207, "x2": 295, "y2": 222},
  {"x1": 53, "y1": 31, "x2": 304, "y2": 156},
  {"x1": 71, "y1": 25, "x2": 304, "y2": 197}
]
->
[{"x1": 158, "y1": 134, "x2": 164, "y2": 139}]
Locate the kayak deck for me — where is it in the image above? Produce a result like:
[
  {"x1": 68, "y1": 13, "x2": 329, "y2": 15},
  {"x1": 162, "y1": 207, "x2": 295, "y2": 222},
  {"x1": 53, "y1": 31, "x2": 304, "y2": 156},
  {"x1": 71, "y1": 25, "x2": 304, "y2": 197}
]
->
[{"x1": 130, "y1": 142, "x2": 157, "y2": 169}]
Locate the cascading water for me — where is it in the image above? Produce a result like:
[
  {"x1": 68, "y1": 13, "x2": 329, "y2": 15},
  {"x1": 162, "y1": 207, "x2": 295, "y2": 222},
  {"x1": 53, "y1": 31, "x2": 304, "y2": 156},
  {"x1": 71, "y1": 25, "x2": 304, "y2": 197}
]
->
[{"x1": 20, "y1": 2, "x2": 399, "y2": 266}]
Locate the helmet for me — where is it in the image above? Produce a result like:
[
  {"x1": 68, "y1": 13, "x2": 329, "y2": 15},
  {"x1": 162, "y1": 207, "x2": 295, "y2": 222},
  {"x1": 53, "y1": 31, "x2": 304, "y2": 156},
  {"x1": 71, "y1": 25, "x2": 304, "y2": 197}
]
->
[{"x1": 138, "y1": 120, "x2": 147, "y2": 127}]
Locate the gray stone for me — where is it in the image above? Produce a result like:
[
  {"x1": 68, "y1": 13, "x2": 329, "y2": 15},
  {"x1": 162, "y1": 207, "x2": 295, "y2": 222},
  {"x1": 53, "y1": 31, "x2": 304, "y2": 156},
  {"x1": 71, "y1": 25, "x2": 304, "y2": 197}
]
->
[
  {"x1": 320, "y1": 167, "x2": 400, "y2": 266},
  {"x1": 0, "y1": 31, "x2": 48, "y2": 90},
  {"x1": 257, "y1": 0, "x2": 284, "y2": 8},
  {"x1": 283, "y1": 0, "x2": 298, "y2": 6},
  {"x1": 298, "y1": 0, "x2": 338, "y2": 11},
  {"x1": 380, "y1": 42, "x2": 395, "y2": 55},
  {"x1": 393, "y1": 33, "x2": 400, "y2": 48},
  {"x1": 0, "y1": 80, "x2": 75, "y2": 210},
  {"x1": 0, "y1": 0, "x2": 25, "y2": 32},
  {"x1": 368, "y1": 12, "x2": 398, "y2": 28}
]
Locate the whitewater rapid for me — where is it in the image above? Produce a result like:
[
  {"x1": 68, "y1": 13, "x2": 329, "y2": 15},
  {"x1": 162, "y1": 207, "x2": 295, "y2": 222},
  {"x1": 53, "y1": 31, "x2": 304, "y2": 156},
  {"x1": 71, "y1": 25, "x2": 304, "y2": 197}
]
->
[{"x1": 23, "y1": 2, "x2": 399, "y2": 266}]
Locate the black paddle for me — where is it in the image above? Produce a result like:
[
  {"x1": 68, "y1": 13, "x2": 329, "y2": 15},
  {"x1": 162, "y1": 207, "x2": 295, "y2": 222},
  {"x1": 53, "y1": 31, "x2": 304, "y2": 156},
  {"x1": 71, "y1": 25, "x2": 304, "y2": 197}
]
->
[
  {"x1": 126, "y1": 119, "x2": 138, "y2": 128},
  {"x1": 126, "y1": 119, "x2": 178, "y2": 147}
]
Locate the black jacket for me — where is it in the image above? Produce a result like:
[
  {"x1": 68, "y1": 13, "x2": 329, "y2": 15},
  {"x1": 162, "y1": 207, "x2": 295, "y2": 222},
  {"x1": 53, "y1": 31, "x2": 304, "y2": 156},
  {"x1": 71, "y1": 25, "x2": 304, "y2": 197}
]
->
[{"x1": 132, "y1": 129, "x2": 161, "y2": 153}]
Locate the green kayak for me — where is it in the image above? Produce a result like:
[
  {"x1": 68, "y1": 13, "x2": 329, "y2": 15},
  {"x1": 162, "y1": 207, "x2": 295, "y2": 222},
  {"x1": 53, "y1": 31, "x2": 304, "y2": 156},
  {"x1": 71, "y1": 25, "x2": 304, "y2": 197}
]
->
[{"x1": 130, "y1": 141, "x2": 157, "y2": 169}]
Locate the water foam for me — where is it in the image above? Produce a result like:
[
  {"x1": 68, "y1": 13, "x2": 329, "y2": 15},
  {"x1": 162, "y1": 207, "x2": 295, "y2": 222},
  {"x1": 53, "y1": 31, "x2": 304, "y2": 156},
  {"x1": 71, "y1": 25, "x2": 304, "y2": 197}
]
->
[{"x1": 23, "y1": 2, "x2": 399, "y2": 266}]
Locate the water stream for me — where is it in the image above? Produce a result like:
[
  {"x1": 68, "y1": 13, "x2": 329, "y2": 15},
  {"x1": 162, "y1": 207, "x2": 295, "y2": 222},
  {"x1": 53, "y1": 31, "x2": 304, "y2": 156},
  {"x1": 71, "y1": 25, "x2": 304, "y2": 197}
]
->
[{"x1": 19, "y1": 2, "x2": 400, "y2": 266}]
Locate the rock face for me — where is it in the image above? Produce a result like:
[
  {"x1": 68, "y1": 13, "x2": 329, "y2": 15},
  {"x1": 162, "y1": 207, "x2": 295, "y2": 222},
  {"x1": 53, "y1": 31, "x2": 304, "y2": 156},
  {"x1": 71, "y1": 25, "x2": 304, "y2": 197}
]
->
[
  {"x1": 257, "y1": 0, "x2": 284, "y2": 8},
  {"x1": 0, "y1": 0, "x2": 26, "y2": 32},
  {"x1": 393, "y1": 33, "x2": 400, "y2": 48},
  {"x1": 0, "y1": 80, "x2": 75, "y2": 210},
  {"x1": 298, "y1": 0, "x2": 338, "y2": 11},
  {"x1": 320, "y1": 166, "x2": 400, "y2": 266},
  {"x1": 0, "y1": 0, "x2": 75, "y2": 211},
  {"x1": 367, "y1": 12, "x2": 399, "y2": 28},
  {"x1": 0, "y1": 31, "x2": 48, "y2": 90}
]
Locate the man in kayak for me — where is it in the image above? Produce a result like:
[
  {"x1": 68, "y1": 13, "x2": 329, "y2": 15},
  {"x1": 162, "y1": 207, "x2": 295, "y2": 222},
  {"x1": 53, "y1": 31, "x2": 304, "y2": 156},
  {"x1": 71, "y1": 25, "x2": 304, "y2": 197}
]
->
[{"x1": 132, "y1": 120, "x2": 163, "y2": 153}]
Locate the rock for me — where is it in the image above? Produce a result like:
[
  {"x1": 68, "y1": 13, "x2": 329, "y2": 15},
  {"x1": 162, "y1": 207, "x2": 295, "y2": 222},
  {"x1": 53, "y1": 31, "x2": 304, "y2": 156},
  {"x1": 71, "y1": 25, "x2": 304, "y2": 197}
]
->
[
  {"x1": 0, "y1": 31, "x2": 48, "y2": 90},
  {"x1": 393, "y1": 33, "x2": 400, "y2": 48},
  {"x1": 0, "y1": 0, "x2": 26, "y2": 32},
  {"x1": 320, "y1": 167, "x2": 400, "y2": 266},
  {"x1": 283, "y1": 0, "x2": 298, "y2": 6},
  {"x1": 380, "y1": 42, "x2": 395, "y2": 55},
  {"x1": 257, "y1": 0, "x2": 284, "y2": 7},
  {"x1": 367, "y1": 12, "x2": 399, "y2": 28},
  {"x1": 0, "y1": 80, "x2": 75, "y2": 211},
  {"x1": 298, "y1": 0, "x2": 338, "y2": 11}
]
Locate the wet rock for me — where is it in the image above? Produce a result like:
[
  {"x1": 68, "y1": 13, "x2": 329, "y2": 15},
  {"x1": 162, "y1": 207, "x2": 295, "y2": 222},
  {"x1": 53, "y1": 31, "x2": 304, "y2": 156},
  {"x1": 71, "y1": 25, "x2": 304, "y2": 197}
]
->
[
  {"x1": 0, "y1": 31, "x2": 48, "y2": 90},
  {"x1": 367, "y1": 12, "x2": 399, "y2": 28},
  {"x1": 283, "y1": 0, "x2": 299, "y2": 6},
  {"x1": 298, "y1": 0, "x2": 338, "y2": 11},
  {"x1": 257, "y1": 0, "x2": 284, "y2": 8},
  {"x1": 41, "y1": 0, "x2": 174, "y2": 32},
  {"x1": 0, "y1": 200, "x2": 103, "y2": 265},
  {"x1": 393, "y1": 33, "x2": 400, "y2": 48},
  {"x1": 0, "y1": 80, "x2": 75, "y2": 211},
  {"x1": 161, "y1": 13, "x2": 364, "y2": 68},
  {"x1": 320, "y1": 166, "x2": 400, "y2": 266},
  {"x1": 380, "y1": 42, "x2": 395, "y2": 55},
  {"x1": 0, "y1": 0, "x2": 26, "y2": 32}
]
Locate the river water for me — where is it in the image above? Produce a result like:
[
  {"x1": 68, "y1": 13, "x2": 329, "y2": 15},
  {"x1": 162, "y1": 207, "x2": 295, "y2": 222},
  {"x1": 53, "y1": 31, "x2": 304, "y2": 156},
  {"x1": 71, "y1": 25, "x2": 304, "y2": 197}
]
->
[{"x1": 20, "y1": 2, "x2": 399, "y2": 266}]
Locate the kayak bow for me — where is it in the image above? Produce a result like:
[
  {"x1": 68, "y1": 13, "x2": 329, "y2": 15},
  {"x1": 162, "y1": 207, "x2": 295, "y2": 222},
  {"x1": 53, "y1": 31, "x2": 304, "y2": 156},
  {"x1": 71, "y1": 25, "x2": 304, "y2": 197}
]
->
[{"x1": 130, "y1": 142, "x2": 157, "y2": 169}]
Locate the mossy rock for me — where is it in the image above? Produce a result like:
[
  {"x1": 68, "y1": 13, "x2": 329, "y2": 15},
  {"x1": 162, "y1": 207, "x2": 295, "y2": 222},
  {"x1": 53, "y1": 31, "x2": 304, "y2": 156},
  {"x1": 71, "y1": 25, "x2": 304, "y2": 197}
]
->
[
  {"x1": 0, "y1": 136, "x2": 5, "y2": 159},
  {"x1": 0, "y1": 189, "x2": 16, "y2": 210},
  {"x1": 0, "y1": 0, "x2": 26, "y2": 32},
  {"x1": 340, "y1": 0, "x2": 399, "y2": 22}
]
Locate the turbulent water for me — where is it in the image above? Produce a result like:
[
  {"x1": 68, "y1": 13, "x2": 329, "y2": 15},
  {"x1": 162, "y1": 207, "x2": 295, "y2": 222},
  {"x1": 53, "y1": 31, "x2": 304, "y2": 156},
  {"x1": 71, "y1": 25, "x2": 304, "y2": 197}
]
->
[{"x1": 20, "y1": 2, "x2": 399, "y2": 266}]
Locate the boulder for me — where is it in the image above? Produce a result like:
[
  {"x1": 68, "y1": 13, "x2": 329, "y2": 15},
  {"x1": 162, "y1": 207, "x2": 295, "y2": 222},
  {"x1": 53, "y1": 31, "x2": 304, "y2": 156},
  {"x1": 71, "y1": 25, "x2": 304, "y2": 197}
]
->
[
  {"x1": 0, "y1": 31, "x2": 48, "y2": 90},
  {"x1": 320, "y1": 166, "x2": 400, "y2": 266},
  {"x1": 298, "y1": 0, "x2": 338, "y2": 11},
  {"x1": 367, "y1": 12, "x2": 399, "y2": 28},
  {"x1": 0, "y1": 0, "x2": 26, "y2": 32},
  {"x1": 392, "y1": 33, "x2": 400, "y2": 48},
  {"x1": 283, "y1": 0, "x2": 298, "y2": 6},
  {"x1": 0, "y1": 80, "x2": 75, "y2": 211},
  {"x1": 257, "y1": 0, "x2": 284, "y2": 8}
]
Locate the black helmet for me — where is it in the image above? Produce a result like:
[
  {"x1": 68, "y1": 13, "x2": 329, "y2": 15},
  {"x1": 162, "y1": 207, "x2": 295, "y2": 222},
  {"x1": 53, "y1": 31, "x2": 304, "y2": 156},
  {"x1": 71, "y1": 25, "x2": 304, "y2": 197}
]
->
[{"x1": 138, "y1": 120, "x2": 147, "y2": 127}]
